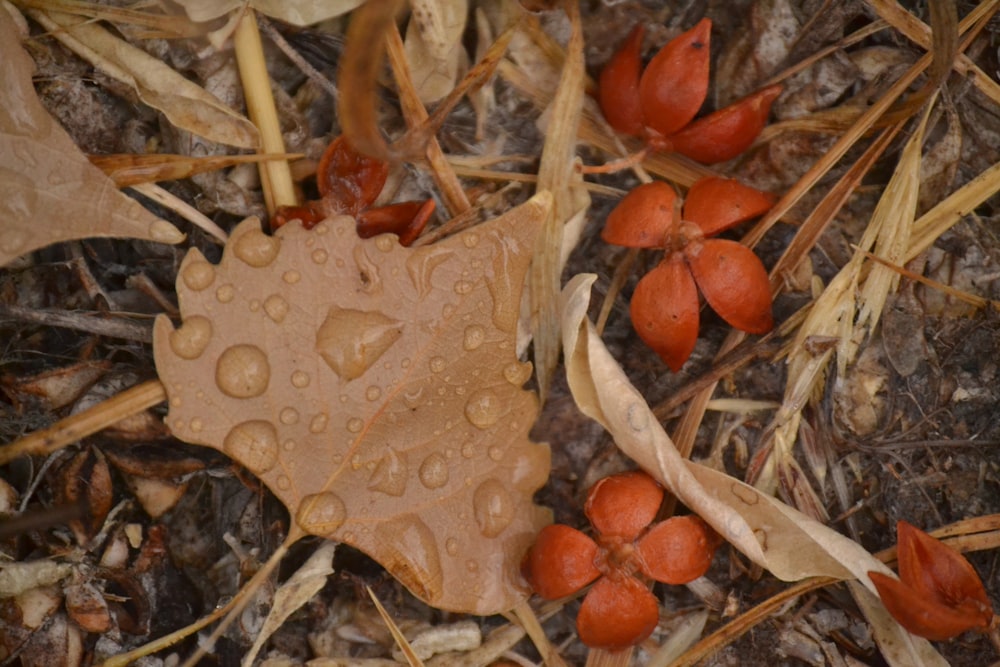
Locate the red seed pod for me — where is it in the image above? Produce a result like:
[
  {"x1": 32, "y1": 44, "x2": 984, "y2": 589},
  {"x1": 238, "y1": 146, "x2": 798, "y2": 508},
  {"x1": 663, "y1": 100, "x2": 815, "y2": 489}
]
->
[
  {"x1": 629, "y1": 255, "x2": 700, "y2": 371},
  {"x1": 637, "y1": 515, "x2": 719, "y2": 585},
  {"x1": 685, "y1": 239, "x2": 773, "y2": 334},
  {"x1": 869, "y1": 571, "x2": 991, "y2": 641},
  {"x1": 316, "y1": 135, "x2": 389, "y2": 215},
  {"x1": 683, "y1": 177, "x2": 776, "y2": 238},
  {"x1": 584, "y1": 471, "x2": 664, "y2": 540},
  {"x1": 576, "y1": 576, "x2": 660, "y2": 650},
  {"x1": 602, "y1": 182, "x2": 677, "y2": 249},
  {"x1": 638, "y1": 18, "x2": 711, "y2": 138},
  {"x1": 356, "y1": 199, "x2": 435, "y2": 246},
  {"x1": 598, "y1": 25, "x2": 646, "y2": 137},
  {"x1": 666, "y1": 84, "x2": 783, "y2": 164},
  {"x1": 521, "y1": 524, "x2": 601, "y2": 600}
]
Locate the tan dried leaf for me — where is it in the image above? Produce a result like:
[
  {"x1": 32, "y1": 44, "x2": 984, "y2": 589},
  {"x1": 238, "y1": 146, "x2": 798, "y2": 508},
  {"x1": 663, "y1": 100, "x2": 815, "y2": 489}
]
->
[
  {"x1": 404, "y1": 0, "x2": 468, "y2": 104},
  {"x1": 153, "y1": 194, "x2": 553, "y2": 614},
  {"x1": 173, "y1": 0, "x2": 365, "y2": 26},
  {"x1": 0, "y1": 9, "x2": 182, "y2": 269}
]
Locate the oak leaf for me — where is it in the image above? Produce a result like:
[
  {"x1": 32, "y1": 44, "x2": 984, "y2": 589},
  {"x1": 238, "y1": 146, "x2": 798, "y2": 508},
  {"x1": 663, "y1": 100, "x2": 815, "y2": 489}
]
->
[
  {"x1": 153, "y1": 194, "x2": 553, "y2": 614},
  {"x1": 0, "y1": 8, "x2": 182, "y2": 269}
]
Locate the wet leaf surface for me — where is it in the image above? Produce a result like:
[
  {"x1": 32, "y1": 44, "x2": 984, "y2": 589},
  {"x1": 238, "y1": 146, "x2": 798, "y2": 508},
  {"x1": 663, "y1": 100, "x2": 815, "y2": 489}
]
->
[{"x1": 153, "y1": 194, "x2": 553, "y2": 614}]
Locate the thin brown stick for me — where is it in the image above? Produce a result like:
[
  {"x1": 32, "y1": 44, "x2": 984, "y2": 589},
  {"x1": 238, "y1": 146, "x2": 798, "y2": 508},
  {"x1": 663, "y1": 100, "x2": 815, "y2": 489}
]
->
[{"x1": 0, "y1": 379, "x2": 166, "y2": 465}]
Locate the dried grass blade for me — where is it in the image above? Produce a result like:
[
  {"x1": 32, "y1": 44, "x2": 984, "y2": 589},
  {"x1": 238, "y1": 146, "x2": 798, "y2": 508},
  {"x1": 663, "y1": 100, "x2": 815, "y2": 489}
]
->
[
  {"x1": 14, "y1": 0, "x2": 204, "y2": 37},
  {"x1": 233, "y1": 9, "x2": 296, "y2": 213},
  {"x1": 907, "y1": 157, "x2": 1000, "y2": 261},
  {"x1": 384, "y1": 23, "x2": 470, "y2": 215},
  {"x1": 530, "y1": 0, "x2": 586, "y2": 402},
  {"x1": 89, "y1": 152, "x2": 298, "y2": 188},
  {"x1": 367, "y1": 587, "x2": 426, "y2": 667}
]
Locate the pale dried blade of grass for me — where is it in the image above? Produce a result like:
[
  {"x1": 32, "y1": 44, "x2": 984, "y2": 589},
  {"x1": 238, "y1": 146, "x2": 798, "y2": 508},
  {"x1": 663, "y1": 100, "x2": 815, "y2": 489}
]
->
[
  {"x1": 645, "y1": 610, "x2": 709, "y2": 667},
  {"x1": 907, "y1": 157, "x2": 1000, "y2": 261},
  {"x1": 511, "y1": 601, "x2": 570, "y2": 667},
  {"x1": 233, "y1": 9, "x2": 296, "y2": 213},
  {"x1": 530, "y1": 0, "x2": 586, "y2": 402},
  {"x1": 854, "y1": 104, "x2": 931, "y2": 340},
  {"x1": 385, "y1": 23, "x2": 470, "y2": 215},
  {"x1": 29, "y1": 9, "x2": 258, "y2": 148},
  {"x1": 866, "y1": 0, "x2": 1000, "y2": 107},
  {"x1": 368, "y1": 587, "x2": 426, "y2": 667},
  {"x1": 242, "y1": 542, "x2": 336, "y2": 667},
  {"x1": 130, "y1": 183, "x2": 228, "y2": 243}
]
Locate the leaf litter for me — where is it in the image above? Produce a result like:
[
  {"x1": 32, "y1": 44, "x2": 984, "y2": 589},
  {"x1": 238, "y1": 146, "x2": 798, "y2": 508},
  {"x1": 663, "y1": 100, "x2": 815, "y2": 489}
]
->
[{"x1": 4, "y1": 1, "x2": 1000, "y2": 666}]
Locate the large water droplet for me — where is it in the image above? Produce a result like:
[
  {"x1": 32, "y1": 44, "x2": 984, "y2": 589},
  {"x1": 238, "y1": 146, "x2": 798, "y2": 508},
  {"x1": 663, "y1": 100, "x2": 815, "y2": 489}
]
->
[
  {"x1": 264, "y1": 295, "x2": 289, "y2": 323},
  {"x1": 418, "y1": 453, "x2": 449, "y2": 489},
  {"x1": 233, "y1": 227, "x2": 280, "y2": 267},
  {"x1": 216, "y1": 284, "x2": 235, "y2": 303},
  {"x1": 463, "y1": 325, "x2": 485, "y2": 351},
  {"x1": 309, "y1": 413, "x2": 329, "y2": 433},
  {"x1": 373, "y1": 515, "x2": 443, "y2": 604},
  {"x1": 297, "y1": 492, "x2": 347, "y2": 535},
  {"x1": 368, "y1": 448, "x2": 408, "y2": 496},
  {"x1": 316, "y1": 307, "x2": 402, "y2": 381},
  {"x1": 182, "y1": 260, "x2": 215, "y2": 291},
  {"x1": 216, "y1": 344, "x2": 270, "y2": 398},
  {"x1": 291, "y1": 371, "x2": 310, "y2": 388},
  {"x1": 169, "y1": 315, "x2": 212, "y2": 360},
  {"x1": 223, "y1": 420, "x2": 279, "y2": 473},
  {"x1": 464, "y1": 390, "x2": 503, "y2": 429},
  {"x1": 503, "y1": 361, "x2": 532, "y2": 386},
  {"x1": 472, "y1": 478, "x2": 514, "y2": 537}
]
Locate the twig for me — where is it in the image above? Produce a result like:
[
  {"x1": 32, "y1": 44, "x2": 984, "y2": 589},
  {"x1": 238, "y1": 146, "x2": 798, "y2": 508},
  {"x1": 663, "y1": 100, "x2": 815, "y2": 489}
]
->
[
  {"x1": 0, "y1": 303, "x2": 154, "y2": 342},
  {"x1": 0, "y1": 379, "x2": 166, "y2": 465}
]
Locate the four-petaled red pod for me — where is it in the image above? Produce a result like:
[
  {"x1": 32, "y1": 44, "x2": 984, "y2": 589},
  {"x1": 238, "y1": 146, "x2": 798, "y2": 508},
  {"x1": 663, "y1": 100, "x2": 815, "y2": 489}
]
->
[
  {"x1": 604, "y1": 177, "x2": 775, "y2": 371},
  {"x1": 869, "y1": 521, "x2": 995, "y2": 641},
  {"x1": 599, "y1": 19, "x2": 782, "y2": 164},
  {"x1": 522, "y1": 471, "x2": 721, "y2": 650}
]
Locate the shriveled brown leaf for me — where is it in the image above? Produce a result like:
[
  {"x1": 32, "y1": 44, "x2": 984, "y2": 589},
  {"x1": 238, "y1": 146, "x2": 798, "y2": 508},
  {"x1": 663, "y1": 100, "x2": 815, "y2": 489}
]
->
[
  {"x1": 154, "y1": 193, "x2": 553, "y2": 614},
  {"x1": 0, "y1": 8, "x2": 182, "y2": 268},
  {"x1": 404, "y1": 0, "x2": 468, "y2": 104},
  {"x1": 173, "y1": 0, "x2": 365, "y2": 27},
  {"x1": 30, "y1": 9, "x2": 259, "y2": 149}
]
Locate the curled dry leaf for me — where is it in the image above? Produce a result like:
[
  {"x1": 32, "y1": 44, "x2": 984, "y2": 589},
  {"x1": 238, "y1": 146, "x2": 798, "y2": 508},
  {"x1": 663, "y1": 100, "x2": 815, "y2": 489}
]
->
[
  {"x1": 0, "y1": 9, "x2": 182, "y2": 269},
  {"x1": 174, "y1": 0, "x2": 366, "y2": 27},
  {"x1": 404, "y1": 0, "x2": 469, "y2": 104},
  {"x1": 154, "y1": 193, "x2": 554, "y2": 614}
]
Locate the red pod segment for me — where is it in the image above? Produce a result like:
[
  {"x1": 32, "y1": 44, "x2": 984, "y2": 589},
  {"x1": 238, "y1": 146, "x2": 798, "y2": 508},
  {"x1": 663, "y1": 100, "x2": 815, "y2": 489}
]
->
[
  {"x1": 602, "y1": 182, "x2": 677, "y2": 249},
  {"x1": 637, "y1": 515, "x2": 719, "y2": 584},
  {"x1": 683, "y1": 177, "x2": 777, "y2": 238},
  {"x1": 666, "y1": 84, "x2": 783, "y2": 164},
  {"x1": 521, "y1": 524, "x2": 601, "y2": 600},
  {"x1": 576, "y1": 576, "x2": 660, "y2": 650},
  {"x1": 316, "y1": 135, "x2": 389, "y2": 215},
  {"x1": 685, "y1": 239, "x2": 773, "y2": 334},
  {"x1": 598, "y1": 25, "x2": 646, "y2": 137},
  {"x1": 637, "y1": 18, "x2": 711, "y2": 138},
  {"x1": 584, "y1": 471, "x2": 664, "y2": 541},
  {"x1": 630, "y1": 254, "x2": 700, "y2": 372}
]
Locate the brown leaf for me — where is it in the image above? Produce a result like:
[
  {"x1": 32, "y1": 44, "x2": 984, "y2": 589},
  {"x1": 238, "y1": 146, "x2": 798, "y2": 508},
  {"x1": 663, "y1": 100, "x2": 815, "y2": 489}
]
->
[
  {"x1": 153, "y1": 194, "x2": 553, "y2": 614},
  {"x1": 0, "y1": 8, "x2": 182, "y2": 269}
]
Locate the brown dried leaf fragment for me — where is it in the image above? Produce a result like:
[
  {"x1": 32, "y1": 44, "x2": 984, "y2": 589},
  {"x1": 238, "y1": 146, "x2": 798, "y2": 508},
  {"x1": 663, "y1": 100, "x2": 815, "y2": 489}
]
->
[
  {"x1": 154, "y1": 193, "x2": 553, "y2": 614},
  {"x1": 0, "y1": 9, "x2": 182, "y2": 268}
]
